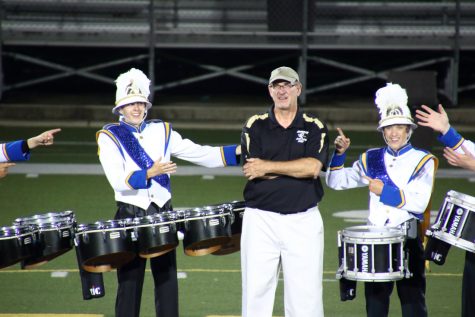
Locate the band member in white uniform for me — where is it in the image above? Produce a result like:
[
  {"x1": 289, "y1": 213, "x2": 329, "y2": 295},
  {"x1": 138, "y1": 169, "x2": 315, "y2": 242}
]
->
[
  {"x1": 326, "y1": 83, "x2": 437, "y2": 317},
  {"x1": 416, "y1": 104, "x2": 475, "y2": 317},
  {"x1": 240, "y1": 66, "x2": 329, "y2": 317},
  {"x1": 96, "y1": 68, "x2": 240, "y2": 317},
  {"x1": 0, "y1": 129, "x2": 61, "y2": 178}
]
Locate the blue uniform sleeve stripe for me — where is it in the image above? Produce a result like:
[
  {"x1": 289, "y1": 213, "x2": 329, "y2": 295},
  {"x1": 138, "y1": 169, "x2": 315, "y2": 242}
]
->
[
  {"x1": 330, "y1": 151, "x2": 346, "y2": 168},
  {"x1": 221, "y1": 145, "x2": 238, "y2": 166},
  {"x1": 438, "y1": 127, "x2": 465, "y2": 149},
  {"x1": 4, "y1": 140, "x2": 29, "y2": 161},
  {"x1": 126, "y1": 170, "x2": 150, "y2": 189},
  {"x1": 380, "y1": 184, "x2": 405, "y2": 208}
]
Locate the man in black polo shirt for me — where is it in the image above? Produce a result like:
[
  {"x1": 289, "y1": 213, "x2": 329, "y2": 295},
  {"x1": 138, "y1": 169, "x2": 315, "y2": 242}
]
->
[{"x1": 240, "y1": 66, "x2": 329, "y2": 317}]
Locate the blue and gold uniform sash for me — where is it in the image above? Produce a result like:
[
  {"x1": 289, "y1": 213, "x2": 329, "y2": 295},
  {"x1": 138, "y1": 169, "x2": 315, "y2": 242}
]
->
[
  {"x1": 361, "y1": 148, "x2": 397, "y2": 188},
  {"x1": 107, "y1": 124, "x2": 171, "y2": 192}
]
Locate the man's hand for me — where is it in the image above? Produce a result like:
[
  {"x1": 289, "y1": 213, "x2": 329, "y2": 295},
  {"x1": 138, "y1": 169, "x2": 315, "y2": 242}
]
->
[
  {"x1": 27, "y1": 128, "x2": 62, "y2": 149},
  {"x1": 0, "y1": 162, "x2": 16, "y2": 179},
  {"x1": 334, "y1": 127, "x2": 351, "y2": 155},
  {"x1": 443, "y1": 145, "x2": 475, "y2": 171},
  {"x1": 415, "y1": 104, "x2": 450, "y2": 134},
  {"x1": 243, "y1": 158, "x2": 269, "y2": 180},
  {"x1": 363, "y1": 175, "x2": 384, "y2": 195},
  {"x1": 146, "y1": 157, "x2": 177, "y2": 179}
]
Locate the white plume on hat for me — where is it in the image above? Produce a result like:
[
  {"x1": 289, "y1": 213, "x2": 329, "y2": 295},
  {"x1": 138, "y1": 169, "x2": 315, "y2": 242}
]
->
[
  {"x1": 375, "y1": 83, "x2": 417, "y2": 131},
  {"x1": 112, "y1": 68, "x2": 152, "y2": 115}
]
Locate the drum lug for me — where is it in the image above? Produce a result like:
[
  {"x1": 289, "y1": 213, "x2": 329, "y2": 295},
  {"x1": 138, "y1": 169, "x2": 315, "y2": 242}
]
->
[
  {"x1": 130, "y1": 230, "x2": 138, "y2": 242},
  {"x1": 336, "y1": 265, "x2": 344, "y2": 280}
]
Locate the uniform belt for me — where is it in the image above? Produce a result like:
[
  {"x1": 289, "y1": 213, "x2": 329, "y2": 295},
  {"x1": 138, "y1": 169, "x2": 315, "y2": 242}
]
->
[{"x1": 115, "y1": 200, "x2": 172, "y2": 219}]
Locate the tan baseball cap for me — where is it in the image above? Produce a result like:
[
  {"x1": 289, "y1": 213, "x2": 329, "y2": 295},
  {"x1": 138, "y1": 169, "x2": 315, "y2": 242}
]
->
[{"x1": 269, "y1": 66, "x2": 299, "y2": 84}]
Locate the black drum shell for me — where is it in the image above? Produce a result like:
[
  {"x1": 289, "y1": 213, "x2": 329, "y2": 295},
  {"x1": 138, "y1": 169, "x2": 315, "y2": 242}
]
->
[
  {"x1": 0, "y1": 226, "x2": 36, "y2": 269},
  {"x1": 13, "y1": 211, "x2": 76, "y2": 268},
  {"x1": 212, "y1": 201, "x2": 245, "y2": 256},
  {"x1": 75, "y1": 222, "x2": 135, "y2": 272},
  {"x1": 22, "y1": 224, "x2": 74, "y2": 268},
  {"x1": 181, "y1": 208, "x2": 231, "y2": 256},
  {"x1": 134, "y1": 213, "x2": 179, "y2": 258}
]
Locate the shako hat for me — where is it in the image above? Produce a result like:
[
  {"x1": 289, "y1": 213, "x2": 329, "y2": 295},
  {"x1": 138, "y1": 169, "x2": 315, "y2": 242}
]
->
[
  {"x1": 375, "y1": 83, "x2": 417, "y2": 131},
  {"x1": 112, "y1": 68, "x2": 152, "y2": 115}
]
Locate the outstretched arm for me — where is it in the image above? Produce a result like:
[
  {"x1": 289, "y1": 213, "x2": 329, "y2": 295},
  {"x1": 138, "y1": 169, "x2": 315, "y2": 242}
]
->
[{"x1": 27, "y1": 128, "x2": 62, "y2": 149}]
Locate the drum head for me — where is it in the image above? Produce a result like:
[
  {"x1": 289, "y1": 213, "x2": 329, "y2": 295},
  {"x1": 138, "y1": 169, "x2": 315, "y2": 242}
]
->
[
  {"x1": 184, "y1": 238, "x2": 226, "y2": 256},
  {"x1": 139, "y1": 246, "x2": 176, "y2": 259},
  {"x1": 82, "y1": 252, "x2": 136, "y2": 273},
  {"x1": 211, "y1": 234, "x2": 241, "y2": 256}
]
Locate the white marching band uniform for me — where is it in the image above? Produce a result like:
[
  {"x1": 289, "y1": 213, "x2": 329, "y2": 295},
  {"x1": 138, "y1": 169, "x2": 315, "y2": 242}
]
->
[
  {"x1": 326, "y1": 144, "x2": 436, "y2": 228},
  {"x1": 97, "y1": 119, "x2": 238, "y2": 210},
  {"x1": 97, "y1": 68, "x2": 240, "y2": 317}
]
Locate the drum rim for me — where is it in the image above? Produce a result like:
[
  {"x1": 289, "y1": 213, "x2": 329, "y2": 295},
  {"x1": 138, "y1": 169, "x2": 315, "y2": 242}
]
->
[
  {"x1": 341, "y1": 225, "x2": 405, "y2": 239},
  {"x1": 342, "y1": 271, "x2": 407, "y2": 282},
  {"x1": 14, "y1": 210, "x2": 75, "y2": 222},
  {"x1": 448, "y1": 190, "x2": 475, "y2": 208},
  {"x1": 431, "y1": 231, "x2": 475, "y2": 253},
  {"x1": 77, "y1": 219, "x2": 131, "y2": 231}
]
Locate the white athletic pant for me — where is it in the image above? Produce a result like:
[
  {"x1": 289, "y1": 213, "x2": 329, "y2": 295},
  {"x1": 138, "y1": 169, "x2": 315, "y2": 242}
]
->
[{"x1": 241, "y1": 206, "x2": 324, "y2": 317}]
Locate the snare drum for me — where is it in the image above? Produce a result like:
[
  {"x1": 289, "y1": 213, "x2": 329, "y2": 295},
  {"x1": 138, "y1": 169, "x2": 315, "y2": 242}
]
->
[
  {"x1": 212, "y1": 201, "x2": 245, "y2": 255},
  {"x1": 14, "y1": 211, "x2": 75, "y2": 268},
  {"x1": 75, "y1": 219, "x2": 135, "y2": 273},
  {"x1": 180, "y1": 205, "x2": 231, "y2": 256},
  {"x1": 337, "y1": 225, "x2": 409, "y2": 282},
  {"x1": 133, "y1": 212, "x2": 178, "y2": 258},
  {"x1": 426, "y1": 190, "x2": 475, "y2": 253},
  {"x1": 0, "y1": 225, "x2": 36, "y2": 269}
]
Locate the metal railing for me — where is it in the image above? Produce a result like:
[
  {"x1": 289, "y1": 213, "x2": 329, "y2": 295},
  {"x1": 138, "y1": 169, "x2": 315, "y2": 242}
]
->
[{"x1": 0, "y1": 0, "x2": 472, "y2": 105}]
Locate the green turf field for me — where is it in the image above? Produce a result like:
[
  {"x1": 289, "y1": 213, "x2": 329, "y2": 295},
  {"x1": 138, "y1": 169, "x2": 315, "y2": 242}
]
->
[{"x1": 0, "y1": 126, "x2": 472, "y2": 316}]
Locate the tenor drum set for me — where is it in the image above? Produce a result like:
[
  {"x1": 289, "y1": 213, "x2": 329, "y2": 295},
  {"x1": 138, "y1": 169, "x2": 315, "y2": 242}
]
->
[{"x1": 0, "y1": 201, "x2": 245, "y2": 273}]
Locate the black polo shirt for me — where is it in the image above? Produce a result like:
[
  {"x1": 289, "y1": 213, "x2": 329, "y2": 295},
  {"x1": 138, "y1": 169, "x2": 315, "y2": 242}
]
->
[{"x1": 241, "y1": 105, "x2": 329, "y2": 214}]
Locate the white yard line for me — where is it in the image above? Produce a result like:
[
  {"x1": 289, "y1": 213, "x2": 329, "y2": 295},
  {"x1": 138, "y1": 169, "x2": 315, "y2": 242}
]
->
[{"x1": 7, "y1": 163, "x2": 475, "y2": 179}]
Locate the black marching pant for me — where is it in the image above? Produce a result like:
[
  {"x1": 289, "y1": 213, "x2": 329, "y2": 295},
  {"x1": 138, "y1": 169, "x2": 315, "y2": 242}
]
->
[
  {"x1": 462, "y1": 251, "x2": 475, "y2": 317},
  {"x1": 114, "y1": 201, "x2": 178, "y2": 317},
  {"x1": 365, "y1": 238, "x2": 427, "y2": 317}
]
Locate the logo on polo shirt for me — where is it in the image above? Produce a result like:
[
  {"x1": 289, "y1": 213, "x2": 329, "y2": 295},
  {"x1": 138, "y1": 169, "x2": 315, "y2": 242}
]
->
[{"x1": 296, "y1": 130, "x2": 309, "y2": 143}]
